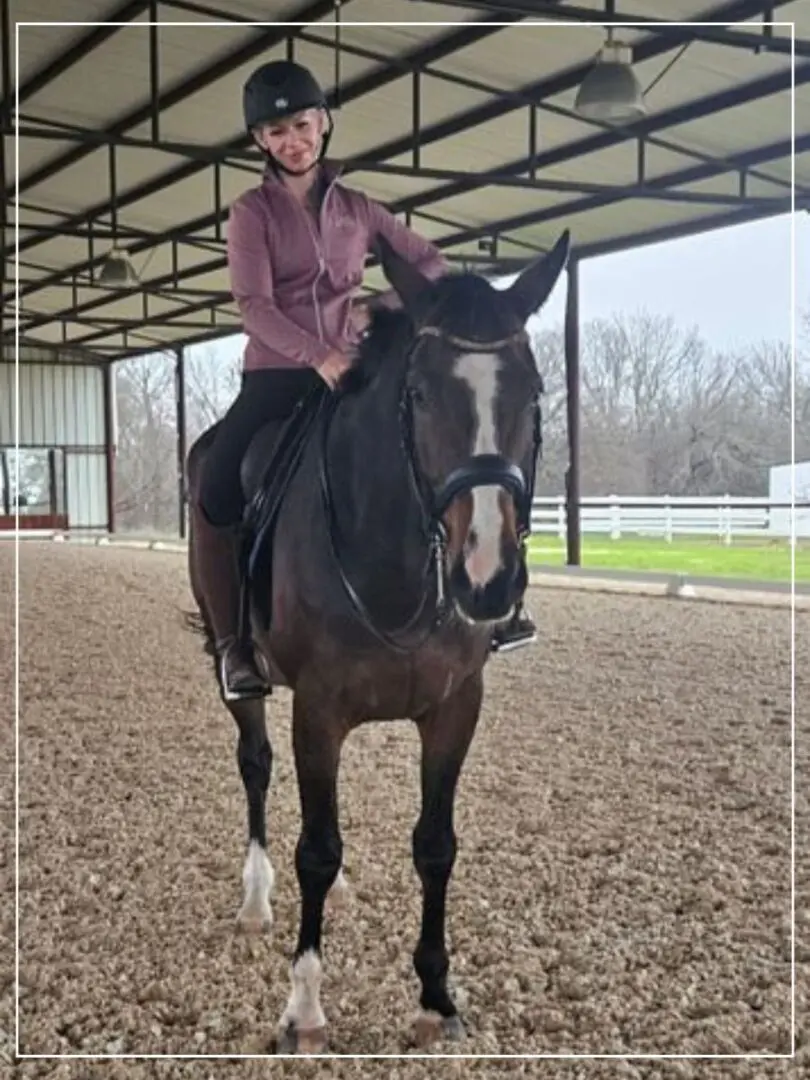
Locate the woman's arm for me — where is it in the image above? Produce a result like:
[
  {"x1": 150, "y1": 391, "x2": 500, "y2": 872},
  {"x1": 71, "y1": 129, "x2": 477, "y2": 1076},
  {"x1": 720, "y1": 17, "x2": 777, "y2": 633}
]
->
[{"x1": 363, "y1": 196, "x2": 449, "y2": 309}]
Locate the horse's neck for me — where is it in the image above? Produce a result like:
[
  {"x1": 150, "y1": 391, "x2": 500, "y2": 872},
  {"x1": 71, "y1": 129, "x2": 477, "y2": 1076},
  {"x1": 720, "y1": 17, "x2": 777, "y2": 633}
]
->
[{"x1": 327, "y1": 377, "x2": 428, "y2": 583}]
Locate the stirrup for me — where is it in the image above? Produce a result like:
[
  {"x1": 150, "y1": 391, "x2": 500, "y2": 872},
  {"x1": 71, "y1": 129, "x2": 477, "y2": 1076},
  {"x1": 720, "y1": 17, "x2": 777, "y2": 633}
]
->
[
  {"x1": 217, "y1": 637, "x2": 271, "y2": 702},
  {"x1": 491, "y1": 610, "x2": 537, "y2": 654}
]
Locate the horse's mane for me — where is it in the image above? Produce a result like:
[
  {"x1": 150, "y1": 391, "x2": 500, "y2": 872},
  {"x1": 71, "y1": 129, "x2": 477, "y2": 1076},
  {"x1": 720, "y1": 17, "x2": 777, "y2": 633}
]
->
[{"x1": 338, "y1": 306, "x2": 412, "y2": 394}]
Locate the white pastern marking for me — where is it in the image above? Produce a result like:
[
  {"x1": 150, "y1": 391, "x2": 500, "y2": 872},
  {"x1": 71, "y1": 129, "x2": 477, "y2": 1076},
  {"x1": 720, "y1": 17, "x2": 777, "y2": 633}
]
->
[
  {"x1": 454, "y1": 352, "x2": 503, "y2": 587},
  {"x1": 237, "y1": 839, "x2": 274, "y2": 930},
  {"x1": 279, "y1": 949, "x2": 327, "y2": 1033},
  {"x1": 326, "y1": 867, "x2": 351, "y2": 910}
]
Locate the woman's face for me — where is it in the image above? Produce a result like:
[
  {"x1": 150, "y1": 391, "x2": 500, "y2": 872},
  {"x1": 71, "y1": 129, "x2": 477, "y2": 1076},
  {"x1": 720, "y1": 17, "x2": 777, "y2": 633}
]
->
[{"x1": 255, "y1": 107, "x2": 326, "y2": 173}]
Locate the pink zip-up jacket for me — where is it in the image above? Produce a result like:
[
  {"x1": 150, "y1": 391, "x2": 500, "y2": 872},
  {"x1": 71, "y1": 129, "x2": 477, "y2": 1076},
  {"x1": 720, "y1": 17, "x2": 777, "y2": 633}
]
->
[{"x1": 226, "y1": 161, "x2": 449, "y2": 372}]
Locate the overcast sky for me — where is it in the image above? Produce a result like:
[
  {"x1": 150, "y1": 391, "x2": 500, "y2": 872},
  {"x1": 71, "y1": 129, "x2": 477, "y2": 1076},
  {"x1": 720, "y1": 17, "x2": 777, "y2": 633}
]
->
[{"x1": 530, "y1": 210, "x2": 809, "y2": 353}]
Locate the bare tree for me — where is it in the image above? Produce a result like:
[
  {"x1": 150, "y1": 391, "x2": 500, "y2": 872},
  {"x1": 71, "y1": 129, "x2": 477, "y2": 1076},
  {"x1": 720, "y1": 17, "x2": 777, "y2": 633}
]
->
[
  {"x1": 530, "y1": 306, "x2": 807, "y2": 498},
  {"x1": 184, "y1": 341, "x2": 242, "y2": 445},
  {"x1": 113, "y1": 353, "x2": 177, "y2": 531},
  {"x1": 112, "y1": 339, "x2": 244, "y2": 533},
  {"x1": 529, "y1": 326, "x2": 568, "y2": 494}
]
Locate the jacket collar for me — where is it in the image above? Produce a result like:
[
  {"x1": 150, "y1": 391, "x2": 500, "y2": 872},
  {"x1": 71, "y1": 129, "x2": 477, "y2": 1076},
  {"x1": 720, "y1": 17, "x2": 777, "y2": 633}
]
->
[{"x1": 261, "y1": 157, "x2": 344, "y2": 192}]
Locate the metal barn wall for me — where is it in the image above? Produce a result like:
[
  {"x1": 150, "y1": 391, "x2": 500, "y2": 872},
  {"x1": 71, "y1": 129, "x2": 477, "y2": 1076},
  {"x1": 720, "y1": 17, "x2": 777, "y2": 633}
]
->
[{"x1": 0, "y1": 342, "x2": 111, "y2": 530}]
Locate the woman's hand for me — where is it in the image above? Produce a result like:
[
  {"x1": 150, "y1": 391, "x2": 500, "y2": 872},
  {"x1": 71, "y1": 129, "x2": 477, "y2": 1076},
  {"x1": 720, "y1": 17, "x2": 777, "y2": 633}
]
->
[
  {"x1": 315, "y1": 348, "x2": 353, "y2": 389},
  {"x1": 350, "y1": 301, "x2": 372, "y2": 338}
]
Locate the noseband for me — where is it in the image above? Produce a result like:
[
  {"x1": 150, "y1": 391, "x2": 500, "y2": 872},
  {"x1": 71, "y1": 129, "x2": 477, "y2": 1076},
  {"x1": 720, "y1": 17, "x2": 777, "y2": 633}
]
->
[{"x1": 320, "y1": 321, "x2": 542, "y2": 652}]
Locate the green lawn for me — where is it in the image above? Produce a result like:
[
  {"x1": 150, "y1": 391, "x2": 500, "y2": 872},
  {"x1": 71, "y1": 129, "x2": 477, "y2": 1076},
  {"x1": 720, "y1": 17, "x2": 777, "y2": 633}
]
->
[{"x1": 527, "y1": 533, "x2": 809, "y2": 583}]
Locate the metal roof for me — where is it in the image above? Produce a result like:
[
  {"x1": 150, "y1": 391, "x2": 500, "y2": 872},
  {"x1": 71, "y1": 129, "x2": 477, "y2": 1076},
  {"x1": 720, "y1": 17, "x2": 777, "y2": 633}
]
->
[{"x1": 3, "y1": 0, "x2": 808, "y2": 362}]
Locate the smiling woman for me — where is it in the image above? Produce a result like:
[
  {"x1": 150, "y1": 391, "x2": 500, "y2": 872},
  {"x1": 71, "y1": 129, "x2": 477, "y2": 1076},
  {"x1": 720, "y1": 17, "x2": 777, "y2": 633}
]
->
[{"x1": 191, "y1": 58, "x2": 451, "y2": 700}]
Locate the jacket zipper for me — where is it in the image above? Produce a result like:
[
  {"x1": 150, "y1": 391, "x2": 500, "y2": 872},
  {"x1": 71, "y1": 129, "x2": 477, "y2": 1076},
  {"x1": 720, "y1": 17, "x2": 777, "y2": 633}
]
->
[{"x1": 303, "y1": 174, "x2": 337, "y2": 344}]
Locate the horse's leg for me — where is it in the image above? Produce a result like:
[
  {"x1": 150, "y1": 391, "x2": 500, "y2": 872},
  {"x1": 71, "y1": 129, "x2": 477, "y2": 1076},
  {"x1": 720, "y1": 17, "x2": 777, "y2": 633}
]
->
[
  {"x1": 229, "y1": 697, "x2": 275, "y2": 932},
  {"x1": 276, "y1": 695, "x2": 345, "y2": 1054},
  {"x1": 412, "y1": 672, "x2": 483, "y2": 1048}
]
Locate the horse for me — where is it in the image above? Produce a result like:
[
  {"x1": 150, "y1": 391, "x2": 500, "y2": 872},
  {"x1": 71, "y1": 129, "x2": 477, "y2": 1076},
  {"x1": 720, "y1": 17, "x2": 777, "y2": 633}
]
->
[{"x1": 184, "y1": 228, "x2": 571, "y2": 1054}]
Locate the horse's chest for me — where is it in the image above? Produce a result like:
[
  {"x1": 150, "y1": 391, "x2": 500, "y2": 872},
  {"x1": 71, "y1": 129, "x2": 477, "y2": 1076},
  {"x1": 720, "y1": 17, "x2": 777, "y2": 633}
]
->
[{"x1": 341, "y1": 648, "x2": 475, "y2": 720}]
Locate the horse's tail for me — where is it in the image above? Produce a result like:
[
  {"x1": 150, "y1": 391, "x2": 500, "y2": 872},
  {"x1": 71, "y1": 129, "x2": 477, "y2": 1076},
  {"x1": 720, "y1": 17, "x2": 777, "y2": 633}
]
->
[
  {"x1": 182, "y1": 420, "x2": 221, "y2": 659},
  {"x1": 181, "y1": 607, "x2": 217, "y2": 656}
]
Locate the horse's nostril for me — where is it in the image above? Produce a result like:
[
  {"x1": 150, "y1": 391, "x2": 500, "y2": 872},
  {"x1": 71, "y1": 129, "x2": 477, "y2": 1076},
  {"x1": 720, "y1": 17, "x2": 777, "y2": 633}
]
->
[{"x1": 467, "y1": 527, "x2": 479, "y2": 547}]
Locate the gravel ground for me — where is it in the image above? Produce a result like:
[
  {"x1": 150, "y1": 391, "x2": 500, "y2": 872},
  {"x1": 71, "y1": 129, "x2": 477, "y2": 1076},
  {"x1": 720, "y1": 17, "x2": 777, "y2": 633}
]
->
[{"x1": 1, "y1": 540, "x2": 808, "y2": 1079}]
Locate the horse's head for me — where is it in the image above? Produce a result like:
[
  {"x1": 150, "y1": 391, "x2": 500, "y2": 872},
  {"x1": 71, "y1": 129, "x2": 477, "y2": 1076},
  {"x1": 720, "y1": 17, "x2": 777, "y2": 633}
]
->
[{"x1": 373, "y1": 229, "x2": 571, "y2": 626}]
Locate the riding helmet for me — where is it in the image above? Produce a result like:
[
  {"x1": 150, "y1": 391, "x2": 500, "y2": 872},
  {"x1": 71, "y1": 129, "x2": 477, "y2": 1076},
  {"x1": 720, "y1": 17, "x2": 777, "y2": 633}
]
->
[{"x1": 243, "y1": 59, "x2": 328, "y2": 130}]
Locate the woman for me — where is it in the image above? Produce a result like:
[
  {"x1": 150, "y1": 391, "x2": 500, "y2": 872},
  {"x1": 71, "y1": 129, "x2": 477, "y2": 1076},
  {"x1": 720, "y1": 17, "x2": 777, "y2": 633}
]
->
[{"x1": 194, "y1": 59, "x2": 536, "y2": 701}]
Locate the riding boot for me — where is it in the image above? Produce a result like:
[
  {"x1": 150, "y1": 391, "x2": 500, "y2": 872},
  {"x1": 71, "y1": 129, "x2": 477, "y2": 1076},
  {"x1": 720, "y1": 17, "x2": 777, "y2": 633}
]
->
[
  {"x1": 491, "y1": 599, "x2": 538, "y2": 653},
  {"x1": 191, "y1": 505, "x2": 271, "y2": 701}
]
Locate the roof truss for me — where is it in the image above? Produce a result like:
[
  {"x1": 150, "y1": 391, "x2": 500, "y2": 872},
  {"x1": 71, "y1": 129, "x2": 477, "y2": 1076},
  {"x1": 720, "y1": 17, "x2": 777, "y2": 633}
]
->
[{"x1": 2, "y1": 0, "x2": 806, "y2": 360}]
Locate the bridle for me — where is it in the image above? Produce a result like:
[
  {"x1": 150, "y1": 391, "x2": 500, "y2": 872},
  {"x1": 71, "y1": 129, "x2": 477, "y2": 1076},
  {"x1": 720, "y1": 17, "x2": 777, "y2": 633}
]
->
[{"x1": 319, "y1": 320, "x2": 543, "y2": 653}]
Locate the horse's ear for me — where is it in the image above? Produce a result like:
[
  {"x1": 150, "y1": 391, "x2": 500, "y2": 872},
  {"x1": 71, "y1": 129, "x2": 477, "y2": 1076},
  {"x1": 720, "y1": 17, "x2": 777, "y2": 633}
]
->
[
  {"x1": 374, "y1": 233, "x2": 433, "y2": 310},
  {"x1": 504, "y1": 229, "x2": 571, "y2": 323}
]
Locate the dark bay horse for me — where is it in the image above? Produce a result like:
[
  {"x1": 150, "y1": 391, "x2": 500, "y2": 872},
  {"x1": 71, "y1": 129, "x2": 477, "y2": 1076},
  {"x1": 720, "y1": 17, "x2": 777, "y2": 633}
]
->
[{"x1": 185, "y1": 230, "x2": 570, "y2": 1053}]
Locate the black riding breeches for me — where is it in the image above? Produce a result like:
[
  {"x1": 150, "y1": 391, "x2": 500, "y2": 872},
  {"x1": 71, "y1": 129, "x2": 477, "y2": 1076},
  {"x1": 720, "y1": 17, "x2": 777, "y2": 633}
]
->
[{"x1": 198, "y1": 367, "x2": 320, "y2": 527}]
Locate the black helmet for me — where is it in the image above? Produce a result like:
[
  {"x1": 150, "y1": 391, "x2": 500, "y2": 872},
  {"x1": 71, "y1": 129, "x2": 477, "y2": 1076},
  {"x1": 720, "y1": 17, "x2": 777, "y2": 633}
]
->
[{"x1": 243, "y1": 60, "x2": 327, "y2": 131}]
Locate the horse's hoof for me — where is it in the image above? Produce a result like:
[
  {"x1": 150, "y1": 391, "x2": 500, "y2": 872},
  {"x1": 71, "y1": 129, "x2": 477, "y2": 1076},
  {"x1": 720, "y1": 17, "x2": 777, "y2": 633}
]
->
[
  {"x1": 414, "y1": 1010, "x2": 466, "y2": 1048},
  {"x1": 275, "y1": 1023, "x2": 328, "y2": 1055},
  {"x1": 442, "y1": 1015, "x2": 466, "y2": 1041},
  {"x1": 235, "y1": 897, "x2": 273, "y2": 934},
  {"x1": 236, "y1": 913, "x2": 272, "y2": 934}
]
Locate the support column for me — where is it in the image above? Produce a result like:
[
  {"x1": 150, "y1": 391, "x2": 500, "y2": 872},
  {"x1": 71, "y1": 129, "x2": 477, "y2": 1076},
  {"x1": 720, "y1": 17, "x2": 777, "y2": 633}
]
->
[
  {"x1": 175, "y1": 346, "x2": 187, "y2": 539},
  {"x1": 102, "y1": 362, "x2": 116, "y2": 533},
  {"x1": 564, "y1": 255, "x2": 581, "y2": 567}
]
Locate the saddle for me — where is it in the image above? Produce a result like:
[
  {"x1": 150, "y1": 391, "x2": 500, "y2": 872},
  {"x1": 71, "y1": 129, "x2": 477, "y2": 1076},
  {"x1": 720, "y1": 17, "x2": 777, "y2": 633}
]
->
[{"x1": 236, "y1": 382, "x2": 331, "y2": 635}]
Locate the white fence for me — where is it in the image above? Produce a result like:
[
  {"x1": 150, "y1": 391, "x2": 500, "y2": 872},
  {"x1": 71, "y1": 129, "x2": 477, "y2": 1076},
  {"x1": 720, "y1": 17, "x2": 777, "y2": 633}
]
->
[{"x1": 530, "y1": 495, "x2": 804, "y2": 544}]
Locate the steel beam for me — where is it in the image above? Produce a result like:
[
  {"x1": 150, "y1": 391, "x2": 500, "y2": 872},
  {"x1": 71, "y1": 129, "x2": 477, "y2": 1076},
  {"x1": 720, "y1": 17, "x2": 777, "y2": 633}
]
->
[
  {"x1": 297, "y1": 22, "x2": 796, "y2": 195},
  {"x1": 346, "y1": 159, "x2": 786, "y2": 209},
  {"x1": 175, "y1": 346, "x2": 187, "y2": 539},
  {"x1": 66, "y1": 299, "x2": 240, "y2": 346},
  {"x1": 11, "y1": 0, "x2": 795, "y2": 311},
  {"x1": 102, "y1": 362, "x2": 116, "y2": 533},
  {"x1": 66, "y1": 316, "x2": 235, "y2": 331},
  {"x1": 10, "y1": 255, "x2": 228, "y2": 333},
  {"x1": 8, "y1": 4, "x2": 510, "y2": 213},
  {"x1": 428, "y1": 132, "x2": 805, "y2": 252},
  {"x1": 8, "y1": 0, "x2": 348, "y2": 201},
  {"x1": 576, "y1": 195, "x2": 807, "y2": 259},
  {"x1": 0, "y1": 121, "x2": 5, "y2": 285},
  {"x1": 149, "y1": 0, "x2": 160, "y2": 143},
  {"x1": 17, "y1": 218, "x2": 227, "y2": 255},
  {"x1": 415, "y1": 208, "x2": 551, "y2": 253},
  {"x1": 9, "y1": 119, "x2": 257, "y2": 167},
  {"x1": 0, "y1": 0, "x2": 11, "y2": 124},
  {"x1": 384, "y1": 62, "x2": 808, "y2": 219},
  {"x1": 337, "y1": 0, "x2": 795, "y2": 175},
  {"x1": 409, "y1": 0, "x2": 806, "y2": 58},
  {"x1": 13, "y1": 129, "x2": 801, "y2": 342},
  {"x1": 8, "y1": 0, "x2": 802, "y2": 357},
  {"x1": 564, "y1": 254, "x2": 580, "y2": 567},
  {"x1": 1, "y1": 0, "x2": 152, "y2": 119},
  {"x1": 102, "y1": 321, "x2": 243, "y2": 360},
  {"x1": 159, "y1": 0, "x2": 302, "y2": 19},
  {"x1": 10, "y1": 19, "x2": 515, "y2": 302}
]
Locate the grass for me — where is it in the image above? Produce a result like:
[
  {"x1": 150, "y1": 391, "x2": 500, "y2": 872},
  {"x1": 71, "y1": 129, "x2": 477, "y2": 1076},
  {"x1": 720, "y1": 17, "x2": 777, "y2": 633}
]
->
[{"x1": 526, "y1": 533, "x2": 810, "y2": 583}]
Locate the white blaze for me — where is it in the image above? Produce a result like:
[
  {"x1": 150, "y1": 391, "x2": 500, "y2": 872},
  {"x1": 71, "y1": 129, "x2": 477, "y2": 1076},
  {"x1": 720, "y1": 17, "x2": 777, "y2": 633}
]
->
[{"x1": 454, "y1": 352, "x2": 503, "y2": 587}]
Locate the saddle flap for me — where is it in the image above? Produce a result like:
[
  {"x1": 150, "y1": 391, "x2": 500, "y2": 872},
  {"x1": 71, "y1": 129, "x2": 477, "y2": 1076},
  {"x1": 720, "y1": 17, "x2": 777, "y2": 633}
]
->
[{"x1": 240, "y1": 384, "x2": 329, "y2": 625}]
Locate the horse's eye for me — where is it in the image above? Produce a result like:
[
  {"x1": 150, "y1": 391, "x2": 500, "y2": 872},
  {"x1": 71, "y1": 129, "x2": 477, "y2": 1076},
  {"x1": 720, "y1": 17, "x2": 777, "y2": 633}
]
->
[{"x1": 408, "y1": 383, "x2": 428, "y2": 407}]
